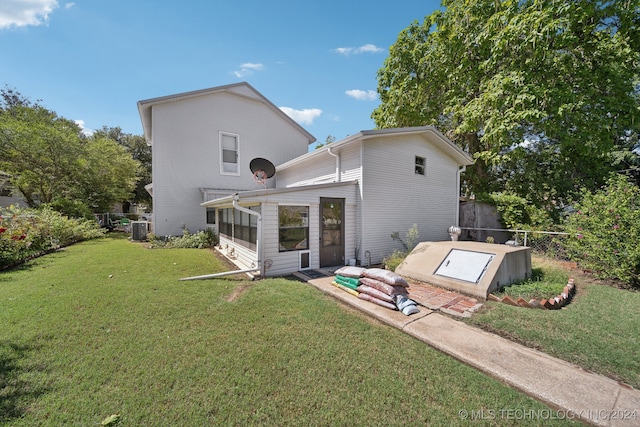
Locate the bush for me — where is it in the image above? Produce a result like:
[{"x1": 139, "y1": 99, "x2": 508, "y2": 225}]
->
[
  {"x1": 148, "y1": 229, "x2": 218, "y2": 249},
  {"x1": 0, "y1": 205, "x2": 106, "y2": 269},
  {"x1": 383, "y1": 224, "x2": 419, "y2": 271},
  {"x1": 563, "y1": 175, "x2": 640, "y2": 287}
]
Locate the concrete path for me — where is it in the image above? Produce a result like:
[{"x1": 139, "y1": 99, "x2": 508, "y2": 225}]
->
[{"x1": 304, "y1": 276, "x2": 640, "y2": 427}]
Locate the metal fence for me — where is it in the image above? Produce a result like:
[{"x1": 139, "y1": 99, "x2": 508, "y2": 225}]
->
[{"x1": 459, "y1": 227, "x2": 572, "y2": 260}]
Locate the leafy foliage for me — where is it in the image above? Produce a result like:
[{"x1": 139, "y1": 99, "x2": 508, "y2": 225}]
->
[
  {"x1": 563, "y1": 175, "x2": 640, "y2": 287},
  {"x1": 384, "y1": 224, "x2": 419, "y2": 270},
  {"x1": 374, "y1": 0, "x2": 640, "y2": 214},
  {"x1": 0, "y1": 205, "x2": 105, "y2": 269},
  {"x1": 0, "y1": 87, "x2": 142, "y2": 213},
  {"x1": 148, "y1": 229, "x2": 218, "y2": 249}
]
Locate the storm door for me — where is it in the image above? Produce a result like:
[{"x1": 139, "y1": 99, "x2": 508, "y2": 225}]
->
[{"x1": 319, "y1": 198, "x2": 345, "y2": 267}]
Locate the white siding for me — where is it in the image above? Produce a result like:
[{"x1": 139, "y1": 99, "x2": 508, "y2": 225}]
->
[
  {"x1": 151, "y1": 91, "x2": 310, "y2": 236},
  {"x1": 213, "y1": 182, "x2": 358, "y2": 277},
  {"x1": 360, "y1": 134, "x2": 460, "y2": 265}
]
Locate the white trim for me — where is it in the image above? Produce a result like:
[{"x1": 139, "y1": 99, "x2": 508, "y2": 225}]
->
[
  {"x1": 219, "y1": 131, "x2": 240, "y2": 176},
  {"x1": 299, "y1": 250, "x2": 311, "y2": 270}
]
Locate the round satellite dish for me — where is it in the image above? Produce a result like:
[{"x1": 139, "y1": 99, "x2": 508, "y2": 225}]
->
[{"x1": 249, "y1": 158, "x2": 276, "y2": 179}]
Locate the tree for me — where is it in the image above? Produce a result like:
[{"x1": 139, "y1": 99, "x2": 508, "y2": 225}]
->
[
  {"x1": 93, "y1": 126, "x2": 152, "y2": 208},
  {"x1": 373, "y1": 0, "x2": 640, "y2": 216},
  {"x1": 0, "y1": 91, "x2": 83, "y2": 206},
  {"x1": 0, "y1": 87, "x2": 141, "y2": 214}
]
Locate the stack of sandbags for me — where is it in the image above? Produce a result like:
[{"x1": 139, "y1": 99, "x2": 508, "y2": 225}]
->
[
  {"x1": 357, "y1": 268, "x2": 410, "y2": 311},
  {"x1": 331, "y1": 266, "x2": 420, "y2": 315},
  {"x1": 332, "y1": 266, "x2": 366, "y2": 296}
]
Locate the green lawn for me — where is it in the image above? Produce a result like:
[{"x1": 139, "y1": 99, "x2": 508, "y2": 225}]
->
[
  {"x1": 0, "y1": 236, "x2": 579, "y2": 426},
  {"x1": 466, "y1": 257, "x2": 640, "y2": 390}
]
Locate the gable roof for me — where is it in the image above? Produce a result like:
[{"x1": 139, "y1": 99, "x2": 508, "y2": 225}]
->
[
  {"x1": 277, "y1": 126, "x2": 474, "y2": 171},
  {"x1": 137, "y1": 82, "x2": 316, "y2": 145}
]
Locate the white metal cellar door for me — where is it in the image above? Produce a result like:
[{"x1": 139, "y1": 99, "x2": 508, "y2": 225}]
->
[{"x1": 434, "y1": 249, "x2": 495, "y2": 284}]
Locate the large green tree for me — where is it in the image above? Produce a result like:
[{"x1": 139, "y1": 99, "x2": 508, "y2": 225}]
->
[
  {"x1": 0, "y1": 88, "x2": 141, "y2": 214},
  {"x1": 374, "y1": 0, "x2": 639, "y2": 214},
  {"x1": 93, "y1": 126, "x2": 152, "y2": 209}
]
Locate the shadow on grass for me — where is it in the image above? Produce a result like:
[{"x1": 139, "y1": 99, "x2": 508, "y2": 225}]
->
[{"x1": 0, "y1": 340, "x2": 48, "y2": 423}]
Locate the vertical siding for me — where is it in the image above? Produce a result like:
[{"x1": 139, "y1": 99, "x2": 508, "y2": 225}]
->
[{"x1": 361, "y1": 135, "x2": 460, "y2": 265}]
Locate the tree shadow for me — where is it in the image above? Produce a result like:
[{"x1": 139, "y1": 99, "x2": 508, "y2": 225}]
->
[{"x1": 0, "y1": 340, "x2": 49, "y2": 423}]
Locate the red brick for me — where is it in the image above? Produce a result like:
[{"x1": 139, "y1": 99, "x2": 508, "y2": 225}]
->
[
  {"x1": 501, "y1": 295, "x2": 519, "y2": 306},
  {"x1": 516, "y1": 297, "x2": 532, "y2": 308},
  {"x1": 488, "y1": 294, "x2": 502, "y2": 302},
  {"x1": 542, "y1": 299, "x2": 552, "y2": 309}
]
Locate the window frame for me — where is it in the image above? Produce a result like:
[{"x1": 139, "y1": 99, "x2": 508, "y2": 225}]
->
[
  {"x1": 278, "y1": 204, "x2": 310, "y2": 252},
  {"x1": 415, "y1": 155, "x2": 426, "y2": 176},
  {"x1": 219, "y1": 131, "x2": 240, "y2": 176}
]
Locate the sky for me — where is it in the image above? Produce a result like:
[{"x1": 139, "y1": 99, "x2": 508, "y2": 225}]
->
[{"x1": 0, "y1": 1, "x2": 441, "y2": 147}]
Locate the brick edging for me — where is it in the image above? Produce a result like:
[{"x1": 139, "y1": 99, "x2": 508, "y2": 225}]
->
[{"x1": 487, "y1": 278, "x2": 576, "y2": 310}]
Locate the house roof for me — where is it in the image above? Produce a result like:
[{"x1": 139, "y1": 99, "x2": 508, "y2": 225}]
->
[
  {"x1": 277, "y1": 126, "x2": 474, "y2": 170},
  {"x1": 201, "y1": 180, "x2": 358, "y2": 208},
  {"x1": 137, "y1": 82, "x2": 316, "y2": 145}
]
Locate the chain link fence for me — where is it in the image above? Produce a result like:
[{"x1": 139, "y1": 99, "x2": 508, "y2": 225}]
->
[{"x1": 459, "y1": 227, "x2": 572, "y2": 260}]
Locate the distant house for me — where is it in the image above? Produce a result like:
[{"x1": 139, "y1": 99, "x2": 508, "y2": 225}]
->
[
  {"x1": 139, "y1": 83, "x2": 473, "y2": 277},
  {"x1": 0, "y1": 172, "x2": 26, "y2": 208}
]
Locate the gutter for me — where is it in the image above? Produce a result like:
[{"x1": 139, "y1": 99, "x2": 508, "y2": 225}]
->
[{"x1": 180, "y1": 194, "x2": 263, "y2": 281}]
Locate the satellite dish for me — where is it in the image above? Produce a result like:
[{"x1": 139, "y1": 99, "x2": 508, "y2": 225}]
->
[{"x1": 249, "y1": 157, "x2": 276, "y2": 184}]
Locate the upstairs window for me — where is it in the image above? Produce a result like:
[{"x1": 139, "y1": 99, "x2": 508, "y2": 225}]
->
[
  {"x1": 415, "y1": 156, "x2": 426, "y2": 175},
  {"x1": 220, "y1": 132, "x2": 239, "y2": 175}
]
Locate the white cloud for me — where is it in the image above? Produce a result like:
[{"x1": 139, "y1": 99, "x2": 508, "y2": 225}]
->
[
  {"x1": 74, "y1": 119, "x2": 94, "y2": 136},
  {"x1": 333, "y1": 44, "x2": 385, "y2": 56},
  {"x1": 233, "y1": 62, "x2": 265, "y2": 78},
  {"x1": 345, "y1": 89, "x2": 377, "y2": 101},
  {"x1": 0, "y1": 0, "x2": 59, "y2": 29},
  {"x1": 64, "y1": 3, "x2": 75, "y2": 9},
  {"x1": 279, "y1": 107, "x2": 322, "y2": 125}
]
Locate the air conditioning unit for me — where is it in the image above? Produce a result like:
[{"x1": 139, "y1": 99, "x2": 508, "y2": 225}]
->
[{"x1": 132, "y1": 221, "x2": 148, "y2": 241}]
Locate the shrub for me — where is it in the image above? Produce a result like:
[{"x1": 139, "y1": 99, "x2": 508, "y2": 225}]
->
[
  {"x1": 563, "y1": 175, "x2": 640, "y2": 287},
  {"x1": 0, "y1": 205, "x2": 105, "y2": 269},
  {"x1": 148, "y1": 229, "x2": 218, "y2": 249},
  {"x1": 383, "y1": 224, "x2": 419, "y2": 271}
]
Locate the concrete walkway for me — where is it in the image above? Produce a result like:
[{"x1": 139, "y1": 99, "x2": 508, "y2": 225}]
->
[{"x1": 304, "y1": 275, "x2": 640, "y2": 427}]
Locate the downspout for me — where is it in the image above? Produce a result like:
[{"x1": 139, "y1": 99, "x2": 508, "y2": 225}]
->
[
  {"x1": 328, "y1": 146, "x2": 340, "y2": 182},
  {"x1": 456, "y1": 165, "x2": 466, "y2": 227},
  {"x1": 180, "y1": 195, "x2": 263, "y2": 281}
]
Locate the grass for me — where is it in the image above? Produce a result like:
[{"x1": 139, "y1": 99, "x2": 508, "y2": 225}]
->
[
  {"x1": 0, "y1": 235, "x2": 580, "y2": 426},
  {"x1": 466, "y1": 257, "x2": 640, "y2": 389},
  {"x1": 492, "y1": 263, "x2": 568, "y2": 300}
]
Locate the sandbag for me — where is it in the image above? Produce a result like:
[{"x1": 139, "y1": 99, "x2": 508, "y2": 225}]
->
[
  {"x1": 334, "y1": 276, "x2": 358, "y2": 291},
  {"x1": 334, "y1": 266, "x2": 366, "y2": 278},
  {"x1": 360, "y1": 277, "x2": 408, "y2": 297},
  {"x1": 335, "y1": 275, "x2": 360, "y2": 287},
  {"x1": 362, "y1": 268, "x2": 409, "y2": 287},
  {"x1": 357, "y1": 292, "x2": 397, "y2": 310},
  {"x1": 356, "y1": 284, "x2": 394, "y2": 303},
  {"x1": 332, "y1": 281, "x2": 359, "y2": 297}
]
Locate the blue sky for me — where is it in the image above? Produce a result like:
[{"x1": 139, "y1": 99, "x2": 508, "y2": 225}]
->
[{"x1": 1, "y1": 1, "x2": 441, "y2": 147}]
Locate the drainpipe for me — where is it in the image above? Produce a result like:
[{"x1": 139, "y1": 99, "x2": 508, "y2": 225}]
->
[
  {"x1": 328, "y1": 146, "x2": 340, "y2": 182},
  {"x1": 456, "y1": 165, "x2": 466, "y2": 227},
  {"x1": 180, "y1": 195, "x2": 263, "y2": 281}
]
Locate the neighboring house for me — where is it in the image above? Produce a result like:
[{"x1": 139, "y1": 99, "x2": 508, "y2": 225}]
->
[
  {"x1": 0, "y1": 172, "x2": 26, "y2": 209},
  {"x1": 137, "y1": 82, "x2": 316, "y2": 237},
  {"x1": 139, "y1": 83, "x2": 474, "y2": 277}
]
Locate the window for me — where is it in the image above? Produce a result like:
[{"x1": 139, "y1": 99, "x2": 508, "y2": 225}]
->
[
  {"x1": 220, "y1": 132, "x2": 239, "y2": 175},
  {"x1": 206, "y1": 208, "x2": 216, "y2": 225},
  {"x1": 279, "y1": 205, "x2": 309, "y2": 251},
  {"x1": 415, "y1": 156, "x2": 426, "y2": 175},
  {"x1": 218, "y1": 206, "x2": 259, "y2": 250}
]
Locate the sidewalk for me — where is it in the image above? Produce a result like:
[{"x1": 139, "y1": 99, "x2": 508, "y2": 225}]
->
[{"x1": 304, "y1": 275, "x2": 640, "y2": 427}]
